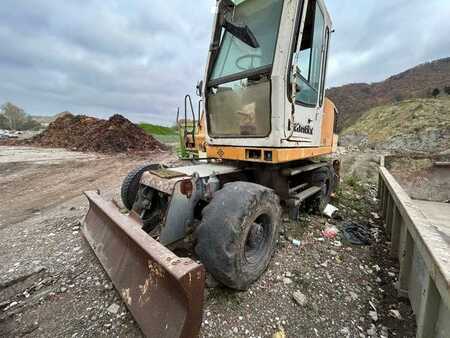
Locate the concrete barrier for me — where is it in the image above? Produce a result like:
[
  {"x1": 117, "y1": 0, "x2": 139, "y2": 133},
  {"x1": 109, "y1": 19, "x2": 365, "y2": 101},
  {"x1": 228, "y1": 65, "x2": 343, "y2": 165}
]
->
[{"x1": 378, "y1": 167, "x2": 450, "y2": 338}]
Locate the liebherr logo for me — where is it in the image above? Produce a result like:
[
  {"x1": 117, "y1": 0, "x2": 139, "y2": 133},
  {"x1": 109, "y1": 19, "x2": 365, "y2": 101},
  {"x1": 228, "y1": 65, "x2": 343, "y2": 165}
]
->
[{"x1": 293, "y1": 123, "x2": 314, "y2": 135}]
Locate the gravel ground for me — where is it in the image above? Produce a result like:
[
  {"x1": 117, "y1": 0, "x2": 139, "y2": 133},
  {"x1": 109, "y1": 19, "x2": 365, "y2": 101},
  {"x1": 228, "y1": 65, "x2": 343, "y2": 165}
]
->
[
  {"x1": 199, "y1": 180, "x2": 416, "y2": 338},
  {"x1": 0, "y1": 147, "x2": 416, "y2": 337}
]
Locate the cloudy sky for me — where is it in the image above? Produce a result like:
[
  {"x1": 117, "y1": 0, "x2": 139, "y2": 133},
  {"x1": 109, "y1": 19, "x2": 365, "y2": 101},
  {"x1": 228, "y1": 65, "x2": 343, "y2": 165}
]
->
[{"x1": 1, "y1": 0, "x2": 449, "y2": 125}]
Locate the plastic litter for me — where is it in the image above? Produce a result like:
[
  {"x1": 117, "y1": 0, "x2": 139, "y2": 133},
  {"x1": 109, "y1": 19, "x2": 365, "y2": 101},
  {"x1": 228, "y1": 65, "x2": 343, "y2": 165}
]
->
[
  {"x1": 322, "y1": 225, "x2": 339, "y2": 239},
  {"x1": 342, "y1": 222, "x2": 371, "y2": 246},
  {"x1": 389, "y1": 309, "x2": 403, "y2": 320},
  {"x1": 369, "y1": 310, "x2": 378, "y2": 322},
  {"x1": 323, "y1": 204, "x2": 338, "y2": 218},
  {"x1": 292, "y1": 239, "x2": 301, "y2": 247}
]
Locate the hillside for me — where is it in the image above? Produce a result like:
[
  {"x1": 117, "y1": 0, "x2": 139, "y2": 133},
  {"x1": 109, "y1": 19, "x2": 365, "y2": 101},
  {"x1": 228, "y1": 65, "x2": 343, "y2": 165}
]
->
[
  {"x1": 138, "y1": 123, "x2": 178, "y2": 144},
  {"x1": 341, "y1": 97, "x2": 450, "y2": 154},
  {"x1": 328, "y1": 57, "x2": 450, "y2": 131},
  {"x1": 138, "y1": 123, "x2": 176, "y2": 135}
]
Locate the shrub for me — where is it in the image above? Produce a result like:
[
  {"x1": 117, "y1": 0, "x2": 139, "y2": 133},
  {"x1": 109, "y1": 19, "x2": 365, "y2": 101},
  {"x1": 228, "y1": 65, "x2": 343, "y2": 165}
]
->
[{"x1": 432, "y1": 88, "x2": 440, "y2": 98}]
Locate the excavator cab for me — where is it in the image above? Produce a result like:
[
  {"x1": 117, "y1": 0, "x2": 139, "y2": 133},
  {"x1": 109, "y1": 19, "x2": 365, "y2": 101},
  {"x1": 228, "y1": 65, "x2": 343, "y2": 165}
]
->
[
  {"x1": 82, "y1": 1, "x2": 337, "y2": 337},
  {"x1": 204, "y1": 0, "x2": 335, "y2": 159}
]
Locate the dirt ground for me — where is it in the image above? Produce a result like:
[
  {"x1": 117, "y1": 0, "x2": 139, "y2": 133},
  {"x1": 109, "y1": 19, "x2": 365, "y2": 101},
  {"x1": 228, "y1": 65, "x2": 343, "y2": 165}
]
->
[
  {"x1": 387, "y1": 156, "x2": 450, "y2": 203},
  {"x1": 0, "y1": 146, "x2": 416, "y2": 337}
]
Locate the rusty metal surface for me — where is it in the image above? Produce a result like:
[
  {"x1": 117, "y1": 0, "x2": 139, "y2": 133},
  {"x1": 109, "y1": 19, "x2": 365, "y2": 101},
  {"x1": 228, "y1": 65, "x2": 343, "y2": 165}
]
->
[
  {"x1": 140, "y1": 163, "x2": 241, "y2": 195},
  {"x1": 160, "y1": 175, "x2": 204, "y2": 245},
  {"x1": 141, "y1": 171, "x2": 186, "y2": 195},
  {"x1": 82, "y1": 191, "x2": 205, "y2": 338},
  {"x1": 150, "y1": 169, "x2": 187, "y2": 179}
]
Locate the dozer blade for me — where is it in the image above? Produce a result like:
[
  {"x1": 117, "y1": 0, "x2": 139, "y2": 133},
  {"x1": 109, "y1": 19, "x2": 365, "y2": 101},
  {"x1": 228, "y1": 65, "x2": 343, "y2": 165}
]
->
[{"x1": 82, "y1": 191, "x2": 205, "y2": 338}]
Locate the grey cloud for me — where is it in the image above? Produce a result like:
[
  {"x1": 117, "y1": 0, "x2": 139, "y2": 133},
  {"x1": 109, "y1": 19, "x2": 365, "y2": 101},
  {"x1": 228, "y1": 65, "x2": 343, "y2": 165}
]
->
[
  {"x1": 326, "y1": 0, "x2": 450, "y2": 86},
  {"x1": 0, "y1": 0, "x2": 449, "y2": 125},
  {"x1": 0, "y1": 0, "x2": 215, "y2": 124}
]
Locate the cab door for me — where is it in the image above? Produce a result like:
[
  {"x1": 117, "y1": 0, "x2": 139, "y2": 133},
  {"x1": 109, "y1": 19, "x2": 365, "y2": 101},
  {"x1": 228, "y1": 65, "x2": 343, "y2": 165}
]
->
[{"x1": 286, "y1": 0, "x2": 329, "y2": 144}]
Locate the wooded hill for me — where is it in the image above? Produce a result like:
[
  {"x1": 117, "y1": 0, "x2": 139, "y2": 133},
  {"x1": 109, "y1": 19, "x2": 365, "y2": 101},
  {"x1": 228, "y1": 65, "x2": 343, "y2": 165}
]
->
[{"x1": 327, "y1": 57, "x2": 450, "y2": 132}]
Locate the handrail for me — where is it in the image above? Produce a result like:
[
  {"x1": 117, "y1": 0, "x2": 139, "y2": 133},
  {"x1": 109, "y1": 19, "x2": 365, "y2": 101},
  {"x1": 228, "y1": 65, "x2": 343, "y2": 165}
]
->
[
  {"x1": 197, "y1": 99, "x2": 203, "y2": 128},
  {"x1": 184, "y1": 95, "x2": 196, "y2": 146}
]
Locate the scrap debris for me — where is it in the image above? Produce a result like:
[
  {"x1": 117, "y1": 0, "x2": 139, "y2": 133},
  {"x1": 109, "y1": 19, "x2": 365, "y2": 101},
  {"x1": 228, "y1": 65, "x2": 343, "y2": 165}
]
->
[
  {"x1": 389, "y1": 309, "x2": 403, "y2": 320},
  {"x1": 322, "y1": 204, "x2": 339, "y2": 218},
  {"x1": 341, "y1": 222, "x2": 371, "y2": 246},
  {"x1": 322, "y1": 224, "x2": 339, "y2": 239},
  {"x1": 292, "y1": 291, "x2": 308, "y2": 307}
]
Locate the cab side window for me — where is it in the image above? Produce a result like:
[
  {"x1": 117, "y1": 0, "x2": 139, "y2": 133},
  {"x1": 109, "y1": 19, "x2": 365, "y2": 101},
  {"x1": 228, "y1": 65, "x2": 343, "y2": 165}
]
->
[{"x1": 295, "y1": 1, "x2": 325, "y2": 106}]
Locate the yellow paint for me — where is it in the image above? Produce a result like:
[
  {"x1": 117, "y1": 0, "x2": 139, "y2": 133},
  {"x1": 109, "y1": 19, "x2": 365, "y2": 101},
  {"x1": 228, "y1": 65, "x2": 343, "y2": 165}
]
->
[
  {"x1": 121, "y1": 288, "x2": 132, "y2": 306},
  {"x1": 321, "y1": 98, "x2": 336, "y2": 147},
  {"x1": 332, "y1": 134, "x2": 339, "y2": 153},
  {"x1": 203, "y1": 97, "x2": 338, "y2": 163},
  {"x1": 207, "y1": 145, "x2": 334, "y2": 164},
  {"x1": 187, "y1": 111, "x2": 207, "y2": 154}
]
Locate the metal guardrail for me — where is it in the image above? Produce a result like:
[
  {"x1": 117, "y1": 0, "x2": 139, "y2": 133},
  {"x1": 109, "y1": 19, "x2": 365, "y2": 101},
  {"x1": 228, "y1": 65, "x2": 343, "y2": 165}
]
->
[{"x1": 378, "y1": 166, "x2": 450, "y2": 338}]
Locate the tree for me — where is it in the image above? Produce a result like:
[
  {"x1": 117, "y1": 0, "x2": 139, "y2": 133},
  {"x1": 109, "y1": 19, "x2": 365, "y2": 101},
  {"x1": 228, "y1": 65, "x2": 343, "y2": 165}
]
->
[
  {"x1": 432, "y1": 88, "x2": 440, "y2": 98},
  {"x1": 394, "y1": 94, "x2": 403, "y2": 102},
  {"x1": 1, "y1": 102, "x2": 27, "y2": 130},
  {"x1": 20, "y1": 116, "x2": 41, "y2": 130},
  {"x1": 0, "y1": 114, "x2": 9, "y2": 129},
  {"x1": 0, "y1": 102, "x2": 41, "y2": 130},
  {"x1": 444, "y1": 86, "x2": 450, "y2": 95}
]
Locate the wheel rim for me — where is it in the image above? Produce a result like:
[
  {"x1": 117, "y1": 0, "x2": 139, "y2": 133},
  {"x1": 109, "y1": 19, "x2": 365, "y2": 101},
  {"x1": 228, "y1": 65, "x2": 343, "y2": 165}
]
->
[
  {"x1": 318, "y1": 178, "x2": 331, "y2": 210},
  {"x1": 244, "y1": 214, "x2": 272, "y2": 265}
]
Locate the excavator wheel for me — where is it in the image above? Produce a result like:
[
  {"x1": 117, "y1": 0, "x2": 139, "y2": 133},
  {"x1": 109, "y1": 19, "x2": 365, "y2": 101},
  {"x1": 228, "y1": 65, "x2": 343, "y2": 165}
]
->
[
  {"x1": 310, "y1": 166, "x2": 335, "y2": 213},
  {"x1": 121, "y1": 164, "x2": 156, "y2": 210},
  {"x1": 194, "y1": 182, "x2": 281, "y2": 290}
]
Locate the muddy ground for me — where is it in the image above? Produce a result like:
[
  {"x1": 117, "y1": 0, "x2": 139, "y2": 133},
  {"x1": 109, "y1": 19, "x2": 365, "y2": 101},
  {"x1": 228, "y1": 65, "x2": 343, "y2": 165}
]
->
[{"x1": 0, "y1": 146, "x2": 416, "y2": 337}]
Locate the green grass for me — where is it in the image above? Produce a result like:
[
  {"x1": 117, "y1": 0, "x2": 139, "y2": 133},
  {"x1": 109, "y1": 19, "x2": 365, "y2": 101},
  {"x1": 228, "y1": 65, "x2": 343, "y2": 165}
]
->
[
  {"x1": 334, "y1": 179, "x2": 373, "y2": 218},
  {"x1": 139, "y1": 123, "x2": 177, "y2": 136},
  {"x1": 139, "y1": 123, "x2": 179, "y2": 145}
]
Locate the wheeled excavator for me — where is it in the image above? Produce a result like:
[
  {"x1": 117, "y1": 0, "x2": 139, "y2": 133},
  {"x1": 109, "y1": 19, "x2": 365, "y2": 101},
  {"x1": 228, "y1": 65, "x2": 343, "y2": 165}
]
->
[{"x1": 82, "y1": 0, "x2": 339, "y2": 336}]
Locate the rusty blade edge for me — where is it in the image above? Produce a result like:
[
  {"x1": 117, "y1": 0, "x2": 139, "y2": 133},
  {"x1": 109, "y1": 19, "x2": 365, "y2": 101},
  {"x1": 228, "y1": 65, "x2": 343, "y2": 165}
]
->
[
  {"x1": 82, "y1": 191, "x2": 205, "y2": 338},
  {"x1": 83, "y1": 191, "x2": 202, "y2": 278}
]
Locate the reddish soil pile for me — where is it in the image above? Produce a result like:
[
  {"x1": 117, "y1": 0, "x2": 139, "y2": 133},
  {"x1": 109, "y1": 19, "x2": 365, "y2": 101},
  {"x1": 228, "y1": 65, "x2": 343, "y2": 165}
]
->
[{"x1": 12, "y1": 113, "x2": 165, "y2": 153}]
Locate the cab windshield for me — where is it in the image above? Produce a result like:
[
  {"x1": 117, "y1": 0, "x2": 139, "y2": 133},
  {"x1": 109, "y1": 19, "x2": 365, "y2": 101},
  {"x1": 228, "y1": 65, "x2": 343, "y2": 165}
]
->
[
  {"x1": 206, "y1": 0, "x2": 284, "y2": 138},
  {"x1": 210, "y1": 0, "x2": 284, "y2": 82}
]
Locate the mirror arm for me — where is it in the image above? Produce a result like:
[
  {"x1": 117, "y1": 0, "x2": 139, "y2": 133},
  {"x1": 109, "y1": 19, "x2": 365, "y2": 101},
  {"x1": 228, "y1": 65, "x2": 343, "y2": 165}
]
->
[{"x1": 286, "y1": 55, "x2": 301, "y2": 140}]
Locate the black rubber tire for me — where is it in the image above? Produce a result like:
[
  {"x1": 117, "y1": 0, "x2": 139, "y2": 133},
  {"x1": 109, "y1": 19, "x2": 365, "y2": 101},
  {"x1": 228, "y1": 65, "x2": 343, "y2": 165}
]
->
[
  {"x1": 310, "y1": 166, "x2": 335, "y2": 213},
  {"x1": 121, "y1": 164, "x2": 154, "y2": 210},
  {"x1": 194, "y1": 182, "x2": 282, "y2": 290}
]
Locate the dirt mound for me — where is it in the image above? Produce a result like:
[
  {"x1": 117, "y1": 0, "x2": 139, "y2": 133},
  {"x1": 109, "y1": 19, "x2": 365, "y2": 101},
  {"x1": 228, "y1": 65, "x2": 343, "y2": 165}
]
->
[{"x1": 12, "y1": 113, "x2": 165, "y2": 153}]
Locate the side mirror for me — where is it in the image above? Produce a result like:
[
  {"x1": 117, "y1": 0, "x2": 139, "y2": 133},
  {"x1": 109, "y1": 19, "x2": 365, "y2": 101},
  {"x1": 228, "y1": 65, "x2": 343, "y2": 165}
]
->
[{"x1": 196, "y1": 80, "x2": 204, "y2": 97}]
